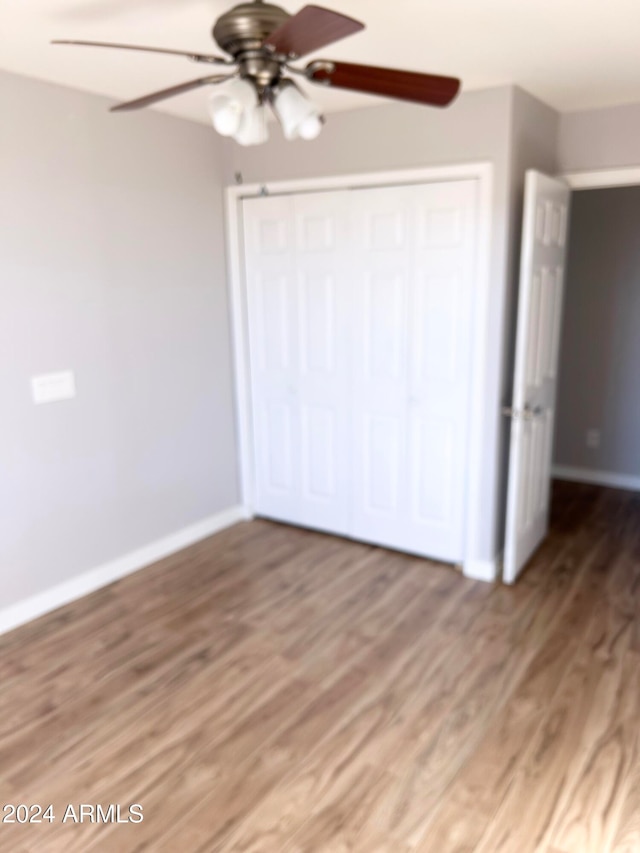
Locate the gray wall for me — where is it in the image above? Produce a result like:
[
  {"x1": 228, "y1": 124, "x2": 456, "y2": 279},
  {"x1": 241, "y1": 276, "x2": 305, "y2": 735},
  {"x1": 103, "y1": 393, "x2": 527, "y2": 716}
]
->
[
  {"x1": 225, "y1": 87, "x2": 514, "y2": 563},
  {"x1": 0, "y1": 70, "x2": 239, "y2": 609},
  {"x1": 554, "y1": 186, "x2": 640, "y2": 478},
  {"x1": 505, "y1": 89, "x2": 560, "y2": 393},
  {"x1": 558, "y1": 102, "x2": 640, "y2": 173},
  {"x1": 5, "y1": 62, "x2": 637, "y2": 605}
]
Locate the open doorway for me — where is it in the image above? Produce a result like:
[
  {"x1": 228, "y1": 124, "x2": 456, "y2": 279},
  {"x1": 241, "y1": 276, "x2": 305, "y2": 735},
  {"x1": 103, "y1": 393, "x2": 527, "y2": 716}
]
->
[
  {"x1": 503, "y1": 169, "x2": 640, "y2": 584},
  {"x1": 553, "y1": 184, "x2": 640, "y2": 494}
]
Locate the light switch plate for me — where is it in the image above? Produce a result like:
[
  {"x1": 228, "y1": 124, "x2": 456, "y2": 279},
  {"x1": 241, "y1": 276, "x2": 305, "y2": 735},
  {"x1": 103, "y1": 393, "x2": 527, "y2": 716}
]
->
[{"x1": 31, "y1": 370, "x2": 76, "y2": 405}]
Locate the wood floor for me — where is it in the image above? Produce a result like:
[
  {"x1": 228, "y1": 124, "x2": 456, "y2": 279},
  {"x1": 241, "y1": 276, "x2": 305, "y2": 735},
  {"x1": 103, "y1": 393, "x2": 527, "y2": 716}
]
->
[{"x1": 1, "y1": 481, "x2": 640, "y2": 852}]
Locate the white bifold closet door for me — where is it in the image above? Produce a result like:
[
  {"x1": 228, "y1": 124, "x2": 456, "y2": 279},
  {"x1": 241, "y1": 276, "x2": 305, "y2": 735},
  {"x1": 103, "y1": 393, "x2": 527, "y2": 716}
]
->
[
  {"x1": 243, "y1": 191, "x2": 352, "y2": 534},
  {"x1": 243, "y1": 179, "x2": 478, "y2": 563},
  {"x1": 350, "y1": 182, "x2": 478, "y2": 561}
]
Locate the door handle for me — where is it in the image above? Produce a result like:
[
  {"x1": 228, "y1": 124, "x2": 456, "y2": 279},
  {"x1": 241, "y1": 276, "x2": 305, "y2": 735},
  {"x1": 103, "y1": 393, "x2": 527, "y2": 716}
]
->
[{"x1": 502, "y1": 405, "x2": 544, "y2": 421}]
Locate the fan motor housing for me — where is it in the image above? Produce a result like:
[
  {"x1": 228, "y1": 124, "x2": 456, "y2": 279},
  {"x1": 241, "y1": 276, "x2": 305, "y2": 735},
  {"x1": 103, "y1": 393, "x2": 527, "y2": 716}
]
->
[{"x1": 213, "y1": 1, "x2": 290, "y2": 57}]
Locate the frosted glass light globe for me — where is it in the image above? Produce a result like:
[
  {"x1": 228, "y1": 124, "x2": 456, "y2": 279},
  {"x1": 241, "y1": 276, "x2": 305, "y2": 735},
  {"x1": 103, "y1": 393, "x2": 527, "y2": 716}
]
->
[
  {"x1": 234, "y1": 104, "x2": 269, "y2": 146},
  {"x1": 211, "y1": 100, "x2": 243, "y2": 136},
  {"x1": 271, "y1": 80, "x2": 324, "y2": 141},
  {"x1": 298, "y1": 114, "x2": 323, "y2": 140},
  {"x1": 209, "y1": 79, "x2": 257, "y2": 138}
]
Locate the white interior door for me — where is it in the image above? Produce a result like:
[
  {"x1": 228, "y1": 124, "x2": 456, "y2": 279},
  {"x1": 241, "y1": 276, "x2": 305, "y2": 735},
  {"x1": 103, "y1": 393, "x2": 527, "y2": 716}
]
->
[
  {"x1": 504, "y1": 170, "x2": 571, "y2": 583},
  {"x1": 243, "y1": 192, "x2": 351, "y2": 533},
  {"x1": 350, "y1": 181, "x2": 478, "y2": 562}
]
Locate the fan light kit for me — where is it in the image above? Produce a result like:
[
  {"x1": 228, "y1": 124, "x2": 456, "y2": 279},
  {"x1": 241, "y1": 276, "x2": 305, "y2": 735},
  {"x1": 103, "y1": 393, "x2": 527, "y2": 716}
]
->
[{"x1": 53, "y1": 1, "x2": 461, "y2": 146}]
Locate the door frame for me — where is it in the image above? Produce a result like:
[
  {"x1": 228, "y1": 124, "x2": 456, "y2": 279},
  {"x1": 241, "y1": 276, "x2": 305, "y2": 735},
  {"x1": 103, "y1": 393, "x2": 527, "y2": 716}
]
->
[
  {"x1": 562, "y1": 165, "x2": 640, "y2": 190},
  {"x1": 225, "y1": 162, "x2": 494, "y2": 579},
  {"x1": 551, "y1": 164, "x2": 640, "y2": 490}
]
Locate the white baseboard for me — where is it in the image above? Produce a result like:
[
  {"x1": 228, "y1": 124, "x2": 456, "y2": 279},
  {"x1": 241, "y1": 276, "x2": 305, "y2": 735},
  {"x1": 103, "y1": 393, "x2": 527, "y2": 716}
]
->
[
  {"x1": 463, "y1": 555, "x2": 501, "y2": 583},
  {"x1": 553, "y1": 465, "x2": 640, "y2": 493},
  {"x1": 0, "y1": 504, "x2": 251, "y2": 638}
]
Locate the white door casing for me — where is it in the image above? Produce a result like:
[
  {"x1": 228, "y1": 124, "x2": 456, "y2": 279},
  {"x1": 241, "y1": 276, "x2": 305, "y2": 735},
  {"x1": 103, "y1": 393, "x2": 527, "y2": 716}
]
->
[
  {"x1": 504, "y1": 170, "x2": 571, "y2": 583},
  {"x1": 242, "y1": 178, "x2": 479, "y2": 563}
]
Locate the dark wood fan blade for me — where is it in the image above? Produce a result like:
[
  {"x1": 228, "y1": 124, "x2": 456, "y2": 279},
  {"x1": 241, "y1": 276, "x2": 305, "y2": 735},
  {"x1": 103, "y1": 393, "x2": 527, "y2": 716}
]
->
[
  {"x1": 110, "y1": 75, "x2": 231, "y2": 112},
  {"x1": 51, "y1": 40, "x2": 228, "y2": 65},
  {"x1": 307, "y1": 60, "x2": 461, "y2": 107},
  {"x1": 263, "y1": 5, "x2": 364, "y2": 59}
]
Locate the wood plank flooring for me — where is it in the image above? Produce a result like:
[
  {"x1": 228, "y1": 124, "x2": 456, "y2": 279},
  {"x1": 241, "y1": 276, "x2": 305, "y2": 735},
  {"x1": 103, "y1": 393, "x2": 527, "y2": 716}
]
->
[{"x1": 1, "y1": 481, "x2": 639, "y2": 852}]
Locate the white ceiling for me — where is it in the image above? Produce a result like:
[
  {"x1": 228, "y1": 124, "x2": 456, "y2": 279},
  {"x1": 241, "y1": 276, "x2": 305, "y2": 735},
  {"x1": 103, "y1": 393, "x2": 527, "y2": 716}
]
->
[{"x1": 3, "y1": 0, "x2": 640, "y2": 125}]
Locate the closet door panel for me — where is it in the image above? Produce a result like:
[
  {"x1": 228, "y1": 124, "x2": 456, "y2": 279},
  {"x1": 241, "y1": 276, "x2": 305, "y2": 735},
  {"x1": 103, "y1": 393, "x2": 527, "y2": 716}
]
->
[
  {"x1": 405, "y1": 180, "x2": 478, "y2": 560},
  {"x1": 350, "y1": 180, "x2": 478, "y2": 562},
  {"x1": 264, "y1": 401, "x2": 296, "y2": 493},
  {"x1": 294, "y1": 193, "x2": 351, "y2": 532},
  {"x1": 350, "y1": 186, "x2": 412, "y2": 544},
  {"x1": 243, "y1": 191, "x2": 350, "y2": 533},
  {"x1": 363, "y1": 414, "x2": 403, "y2": 513},
  {"x1": 244, "y1": 196, "x2": 302, "y2": 523}
]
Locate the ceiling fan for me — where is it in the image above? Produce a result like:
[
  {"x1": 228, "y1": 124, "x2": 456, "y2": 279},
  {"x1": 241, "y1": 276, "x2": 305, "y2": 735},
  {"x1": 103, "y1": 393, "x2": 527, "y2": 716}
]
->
[{"x1": 53, "y1": 1, "x2": 461, "y2": 145}]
